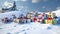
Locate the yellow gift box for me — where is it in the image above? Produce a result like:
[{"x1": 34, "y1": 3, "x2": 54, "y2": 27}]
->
[
  {"x1": 14, "y1": 19, "x2": 19, "y2": 23},
  {"x1": 45, "y1": 19, "x2": 53, "y2": 24}
]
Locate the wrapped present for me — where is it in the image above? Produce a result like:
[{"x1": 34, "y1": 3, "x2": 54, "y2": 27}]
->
[
  {"x1": 42, "y1": 19, "x2": 45, "y2": 24},
  {"x1": 45, "y1": 19, "x2": 52, "y2": 24},
  {"x1": 37, "y1": 18, "x2": 42, "y2": 23},
  {"x1": 28, "y1": 19, "x2": 31, "y2": 23},
  {"x1": 27, "y1": 13, "x2": 34, "y2": 19},
  {"x1": 38, "y1": 14, "x2": 43, "y2": 18},
  {"x1": 14, "y1": 19, "x2": 19, "y2": 23},
  {"x1": 45, "y1": 18, "x2": 53, "y2": 24},
  {"x1": 4, "y1": 17, "x2": 10, "y2": 23},
  {"x1": 19, "y1": 18, "x2": 23, "y2": 24},
  {"x1": 48, "y1": 12, "x2": 53, "y2": 18},
  {"x1": 27, "y1": 14, "x2": 31, "y2": 19},
  {"x1": 22, "y1": 19, "x2": 26, "y2": 24},
  {"x1": 42, "y1": 13, "x2": 48, "y2": 19},
  {"x1": 25, "y1": 16, "x2": 28, "y2": 23},
  {"x1": 33, "y1": 16, "x2": 37, "y2": 22},
  {"x1": 52, "y1": 19, "x2": 57, "y2": 24}
]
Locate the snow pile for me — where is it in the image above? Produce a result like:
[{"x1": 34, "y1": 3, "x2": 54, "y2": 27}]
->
[
  {"x1": 0, "y1": 9, "x2": 60, "y2": 19},
  {"x1": 0, "y1": 10, "x2": 28, "y2": 19},
  {"x1": 52, "y1": 9, "x2": 60, "y2": 17},
  {"x1": 0, "y1": 22, "x2": 60, "y2": 34},
  {"x1": 0, "y1": 11, "x2": 20, "y2": 19}
]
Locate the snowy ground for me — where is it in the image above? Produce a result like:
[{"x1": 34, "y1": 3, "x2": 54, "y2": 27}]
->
[
  {"x1": 0, "y1": 22, "x2": 60, "y2": 34},
  {"x1": 0, "y1": 9, "x2": 60, "y2": 34}
]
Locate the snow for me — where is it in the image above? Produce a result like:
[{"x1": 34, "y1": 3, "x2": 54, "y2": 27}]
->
[
  {"x1": 0, "y1": 9, "x2": 60, "y2": 19},
  {"x1": 0, "y1": 9, "x2": 60, "y2": 34},
  {"x1": 0, "y1": 22, "x2": 60, "y2": 34},
  {"x1": 0, "y1": 11, "x2": 18, "y2": 19},
  {"x1": 52, "y1": 9, "x2": 60, "y2": 17},
  {"x1": 0, "y1": 10, "x2": 27, "y2": 23},
  {"x1": 0, "y1": 10, "x2": 28, "y2": 19},
  {"x1": 3, "y1": 1, "x2": 13, "y2": 8}
]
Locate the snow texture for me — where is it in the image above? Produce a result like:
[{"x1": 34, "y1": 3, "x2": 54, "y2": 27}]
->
[{"x1": 0, "y1": 9, "x2": 60, "y2": 34}]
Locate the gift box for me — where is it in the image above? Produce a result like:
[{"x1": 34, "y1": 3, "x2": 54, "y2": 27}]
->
[
  {"x1": 33, "y1": 16, "x2": 37, "y2": 22},
  {"x1": 52, "y1": 19, "x2": 57, "y2": 24},
  {"x1": 37, "y1": 18, "x2": 42, "y2": 23},
  {"x1": 48, "y1": 12, "x2": 53, "y2": 18},
  {"x1": 45, "y1": 18, "x2": 53, "y2": 24},
  {"x1": 14, "y1": 19, "x2": 19, "y2": 23}
]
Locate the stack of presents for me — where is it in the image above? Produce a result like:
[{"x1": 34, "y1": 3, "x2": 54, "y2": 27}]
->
[{"x1": 1, "y1": 11, "x2": 58, "y2": 24}]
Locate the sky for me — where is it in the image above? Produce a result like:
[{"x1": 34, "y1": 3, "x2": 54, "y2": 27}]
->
[{"x1": 0, "y1": 0, "x2": 60, "y2": 12}]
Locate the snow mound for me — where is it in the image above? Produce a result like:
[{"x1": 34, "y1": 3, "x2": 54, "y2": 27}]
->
[{"x1": 52, "y1": 9, "x2": 60, "y2": 17}]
